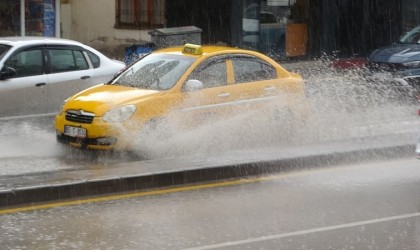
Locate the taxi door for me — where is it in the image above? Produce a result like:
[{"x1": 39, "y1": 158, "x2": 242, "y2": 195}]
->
[
  {"x1": 179, "y1": 55, "x2": 236, "y2": 126},
  {"x1": 228, "y1": 54, "x2": 287, "y2": 112},
  {"x1": 0, "y1": 47, "x2": 48, "y2": 117}
]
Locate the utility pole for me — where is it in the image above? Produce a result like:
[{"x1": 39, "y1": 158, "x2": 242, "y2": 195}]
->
[
  {"x1": 20, "y1": 0, "x2": 25, "y2": 36},
  {"x1": 55, "y1": 0, "x2": 61, "y2": 37}
]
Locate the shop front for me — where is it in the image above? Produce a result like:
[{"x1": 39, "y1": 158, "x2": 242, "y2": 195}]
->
[
  {"x1": 233, "y1": 0, "x2": 420, "y2": 59},
  {"x1": 0, "y1": 0, "x2": 60, "y2": 37},
  {"x1": 165, "y1": 0, "x2": 308, "y2": 60},
  {"x1": 239, "y1": 0, "x2": 308, "y2": 59}
]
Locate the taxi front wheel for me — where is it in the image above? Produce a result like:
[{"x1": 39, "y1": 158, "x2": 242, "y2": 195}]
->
[
  {"x1": 138, "y1": 118, "x2": 174, "y2": 142},
  {"x1": 271, "y1": 108, "x2": 295, "y2": 127},
  {"x1": 270, "y1": 108, "x2": 297, "y2": 141},
  {"x1": 134, "y1": 117, "x2": 175, "y2": 159}
]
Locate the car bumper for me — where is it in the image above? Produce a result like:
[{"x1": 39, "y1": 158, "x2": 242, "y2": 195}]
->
[
  {"x1": 56, "y1": 131, "x2": 117, "y2": 150},
  {"x1": 364, "y1": 71, "x2": 420, "y2": 85},
  {"x1": 363, "y1": 70, "x2": 420, "y2": 101},
  {"x1": 55, "y1": 114, "x2": 140, "y2": 151},
  {"x1": 364, "y1": 65, "x2": 420, "y2": 87}
]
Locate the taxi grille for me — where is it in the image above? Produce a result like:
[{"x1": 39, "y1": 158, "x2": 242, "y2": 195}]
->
[{"x1": 65, "y1": 110, "x2": 95, "y2": 124}]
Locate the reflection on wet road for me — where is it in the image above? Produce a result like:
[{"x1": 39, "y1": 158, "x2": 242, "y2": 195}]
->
[{"x1": 1, "y1": 158, "x2": 419, "y2": 249}]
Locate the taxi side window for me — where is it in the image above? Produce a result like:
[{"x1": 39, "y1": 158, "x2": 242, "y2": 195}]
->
[
  {"x1": 187, "y1": 58, "x2": 227, "y2": 89},
  {"x1": 48, "y1": 49, "x2": 89, "y2": 73},
  {"x1": 232, "y1": 55, "x2": 277, "y2": 83},
  {"x1": 5, "y1": 49, "x2": 43, "y2": 78}
]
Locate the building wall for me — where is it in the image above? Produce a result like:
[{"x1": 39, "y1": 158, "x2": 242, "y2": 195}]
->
[{"x1": 61, "y1": 0, "x2": 152, "y2": 59}]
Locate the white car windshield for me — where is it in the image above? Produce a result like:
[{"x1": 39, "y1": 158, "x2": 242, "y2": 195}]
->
[
  {"x1": 0, "y1": 44, "x2": 11, "y2": 60},
  {"x1": 112, "y1": 53, "x2": 196, "y2": 90}
]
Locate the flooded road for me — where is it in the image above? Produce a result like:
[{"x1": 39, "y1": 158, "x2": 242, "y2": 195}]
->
[
  {"x1": 0, "y1": 61, "x2": 418, "y2": 176},
  {"x1": 1, "y1": 157, "x2": 419, "y2": 249}
]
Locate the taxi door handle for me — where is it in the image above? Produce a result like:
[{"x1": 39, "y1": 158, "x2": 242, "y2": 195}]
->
[
  {"x1": 81, "y1": 76, "x2": 91, "y2": 80},
  {"x1": 35, "y1": 82, "x2": 46, "y2": 87},
  {"x1": 264, "y1": 86, "x2": 276, "y2": 91},
  {"x1": 218, "y1": 92, "x2": 230, "y2": 98}
]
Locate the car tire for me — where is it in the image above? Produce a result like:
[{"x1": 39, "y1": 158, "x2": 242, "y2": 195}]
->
[
  {"x1": 135, "y1": 117, "x2": 174, "y2": 159},
  {"x1": 269, "y1": 108, "x2": 298, "y2": 143}
]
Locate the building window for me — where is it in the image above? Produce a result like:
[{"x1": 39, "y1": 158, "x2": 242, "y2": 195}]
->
[{"x1": 116, "y1": 0, "x2": 165, "y2": 29}]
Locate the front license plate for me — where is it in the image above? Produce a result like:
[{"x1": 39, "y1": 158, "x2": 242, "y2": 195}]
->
[{"x1": 64, "y1": 126, "x2": 86, "y2": 138}]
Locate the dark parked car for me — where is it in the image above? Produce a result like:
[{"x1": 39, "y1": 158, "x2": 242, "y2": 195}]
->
[{"x1": 366, "y1": 26, "x2": 420, "y2": 101}]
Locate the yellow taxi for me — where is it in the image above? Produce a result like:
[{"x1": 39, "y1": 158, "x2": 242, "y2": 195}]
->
[{"x1": 55, "y1": 44, "x2": 308, "y2": 150}]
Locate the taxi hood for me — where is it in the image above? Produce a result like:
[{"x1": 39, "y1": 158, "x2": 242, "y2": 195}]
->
[{"x1": 65, "y1": 84, "x2": 161, "y2": 116}]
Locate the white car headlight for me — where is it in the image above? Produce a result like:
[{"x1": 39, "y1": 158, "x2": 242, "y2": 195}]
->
[
  {"x1": 402, "y1": 61, "x2": 420, "y2": 68},
  {"x1": 103, "y1": 105, "x2": 136, "y2": 122}
]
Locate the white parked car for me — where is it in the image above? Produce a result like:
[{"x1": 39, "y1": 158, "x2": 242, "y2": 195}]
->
[{"x1": 0, "y1": 37, "x2": 125, "y2": 117}]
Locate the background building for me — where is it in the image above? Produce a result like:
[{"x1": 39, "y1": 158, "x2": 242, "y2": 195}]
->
[
  {"x1": 0, "y1": 0, "x2": 58, "y2": 37},
  {"x1": 1, "y1": 0, "x2": 420, "y2": 60}
]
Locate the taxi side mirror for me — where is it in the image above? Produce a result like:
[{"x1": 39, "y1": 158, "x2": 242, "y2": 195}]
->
[
  {"x1": 0, "y1": 66, "x2": 16, "y2": 80},
  {"x1": 185, "y1": 79, "x2": 203, "y2": 92}
]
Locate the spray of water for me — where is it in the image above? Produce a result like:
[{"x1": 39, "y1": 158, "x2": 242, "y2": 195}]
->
[
  {"x1": 0, "y1": 60, "x2": 417, "y2": 164},
  {"x1": 298, "y1": 59, "x2": 418, "y2": 141},
  {"x1": 118, "y1": 60, "x2": 419, "y2": 160}
]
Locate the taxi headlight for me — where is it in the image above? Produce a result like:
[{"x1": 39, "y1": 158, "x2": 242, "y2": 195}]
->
[
  {"x1": 402, "y1": 61, "x2": 420, "y2": 68},
  {"x1": 103, "y1": 105, "x2": 136, "y2": 122}
]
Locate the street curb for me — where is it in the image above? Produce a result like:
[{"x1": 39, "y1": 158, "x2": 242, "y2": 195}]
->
[{"x1": 0, "y1": 143, "x2": 414, "y2": 208}]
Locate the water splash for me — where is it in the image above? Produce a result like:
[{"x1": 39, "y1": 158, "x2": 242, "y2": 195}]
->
[
  {"x1": 121, "y1": 60, "x2": 419, "y2": 159},
  {"x1": 0, "y1": 60, "x2": 417, "y2": 163}
]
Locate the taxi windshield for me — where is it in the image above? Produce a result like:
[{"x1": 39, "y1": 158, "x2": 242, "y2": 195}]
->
[
  {"x1": 113, "y1": 53, "x2": 196, "y2": 90},
  {"x1": 0, "y1": 44, "x2": 11, "y2": 60}
]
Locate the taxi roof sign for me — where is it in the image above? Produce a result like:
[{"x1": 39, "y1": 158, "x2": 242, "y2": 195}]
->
[{"x1": 182, "y1": 44, "x2": 203, "y2": 55}]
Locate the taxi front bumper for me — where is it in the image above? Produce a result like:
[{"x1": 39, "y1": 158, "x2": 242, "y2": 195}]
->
[
  {"x1": 56, "y1": 131, "x2": 117, "y2": 150},
  {"x1": 55, "y1": 114, "x2": 141, "y2": 151}
]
